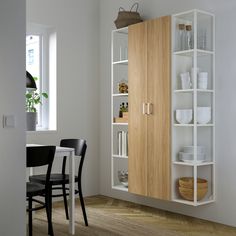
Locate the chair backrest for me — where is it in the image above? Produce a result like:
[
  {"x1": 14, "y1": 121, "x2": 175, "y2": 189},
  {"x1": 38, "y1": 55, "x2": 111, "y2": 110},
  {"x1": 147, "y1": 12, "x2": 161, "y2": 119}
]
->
[
  {"x1": 27, "y1": 146, "x2": 56, "y2": 185},
  {"x1": 60, "y1": 139, "x2": 87, "y2": 177},
  {"x1": 60, "y1": 139, "x2": 86, "y2": 157}
]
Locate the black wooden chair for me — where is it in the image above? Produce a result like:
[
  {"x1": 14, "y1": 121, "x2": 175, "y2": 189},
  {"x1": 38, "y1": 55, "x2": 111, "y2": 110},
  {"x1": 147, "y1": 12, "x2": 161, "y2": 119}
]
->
[
  {"x1": 29, "y1": 139, "x2": 88, "y2": 226},
  {"x1": 26, "y1": 146, "x2": 56, "y2": 236}
]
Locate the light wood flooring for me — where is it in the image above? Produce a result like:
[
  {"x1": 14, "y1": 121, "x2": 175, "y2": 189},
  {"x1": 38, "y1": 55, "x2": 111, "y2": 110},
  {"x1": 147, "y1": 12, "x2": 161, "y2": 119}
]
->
[{"x1": 30, "y1": 195, "x2": 236, "y2": 236}]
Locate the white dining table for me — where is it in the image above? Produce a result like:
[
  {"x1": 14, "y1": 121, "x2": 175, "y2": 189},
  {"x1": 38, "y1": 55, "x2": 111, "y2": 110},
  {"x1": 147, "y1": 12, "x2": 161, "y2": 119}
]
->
[{"x1": 27, "y1": 144, "x2": 76, "y2": 235}]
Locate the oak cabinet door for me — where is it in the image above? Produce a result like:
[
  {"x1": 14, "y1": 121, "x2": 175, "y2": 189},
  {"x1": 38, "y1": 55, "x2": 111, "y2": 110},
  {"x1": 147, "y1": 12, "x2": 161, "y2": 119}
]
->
[
  {"x1": 147, "y1": 16, "x2": 171, "y2": 200},
  {"x1": 128, "y1": 16, "x2": 171, "y2": 200},
  {"x1": 128, "y1": 22, "x2": 148, "y2": 196}
]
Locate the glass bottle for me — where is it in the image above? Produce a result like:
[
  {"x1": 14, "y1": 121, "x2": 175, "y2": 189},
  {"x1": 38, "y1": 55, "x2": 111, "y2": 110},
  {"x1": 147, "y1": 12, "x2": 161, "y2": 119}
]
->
[
  {"x1": 185, "y1": 25, "x2": 193, "y2": 50},
  {"x1": 125, "y1": 102, "x2": 128, "y2": 112},
  {"x1": 119, "y1": 104, "x2": 123, "y2": 117},
  {"x1": 178, "y1": 24, "x2": 185, "y2": 51}
]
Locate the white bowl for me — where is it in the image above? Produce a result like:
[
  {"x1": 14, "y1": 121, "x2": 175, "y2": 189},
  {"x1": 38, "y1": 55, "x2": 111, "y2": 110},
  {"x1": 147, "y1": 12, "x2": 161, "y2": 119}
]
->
[
  {"x1": 179, "y1": 152, "x2": 206, "y2": 163},
  {"x1": 183, "y1": 146, "x2": 206, "y2": 154},
  {"x1": 176, "y1": 109, "x2": 192, "y2": 124},
  {"x1": 197, "y1": 107, "x2": 211, "y2": 124}
]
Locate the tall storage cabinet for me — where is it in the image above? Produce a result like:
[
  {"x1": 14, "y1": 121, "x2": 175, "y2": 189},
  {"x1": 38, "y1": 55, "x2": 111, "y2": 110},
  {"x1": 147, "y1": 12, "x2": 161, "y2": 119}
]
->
[
  {"x1": 128, "y1": 16, "x2": 171, "y2": 200},
  {"x1": 111, "y1": 9, "x2": 215, "y2": 206}
]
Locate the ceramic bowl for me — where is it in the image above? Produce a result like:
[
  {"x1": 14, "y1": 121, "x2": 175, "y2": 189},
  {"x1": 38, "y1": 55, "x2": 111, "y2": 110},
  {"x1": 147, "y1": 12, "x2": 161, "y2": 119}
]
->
[
  {"x1": 197, "y1": 107, "x2": 211, "y2": 124},
  {"x1": 183, "y1": 146, "x2": 206, "y2": 154},
  {"x1": 179, "y1": 152, "x2": 206, "y2": 163},
  {"x1": 176, "y1": 109, "x2": 193, "y2": 124}
]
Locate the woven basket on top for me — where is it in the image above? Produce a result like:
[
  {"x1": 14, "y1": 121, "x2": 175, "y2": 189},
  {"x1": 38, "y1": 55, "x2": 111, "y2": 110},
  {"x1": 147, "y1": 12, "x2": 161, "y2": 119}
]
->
[{"x1": 114, "y1": 3, "x2": 143, "y2": 29}]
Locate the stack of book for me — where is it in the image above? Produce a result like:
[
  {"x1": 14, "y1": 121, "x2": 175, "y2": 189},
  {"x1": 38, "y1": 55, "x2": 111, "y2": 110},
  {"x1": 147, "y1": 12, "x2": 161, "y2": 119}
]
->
[{"x1": 117, "y1": 131, "x2": 128, "y2": 156}]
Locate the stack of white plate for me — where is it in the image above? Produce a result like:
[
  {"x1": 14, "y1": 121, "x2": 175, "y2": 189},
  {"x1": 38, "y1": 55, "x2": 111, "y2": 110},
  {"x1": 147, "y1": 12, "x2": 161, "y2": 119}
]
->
[{"x1": 179, "y1": 146, "x2": 206, "y2": 163}]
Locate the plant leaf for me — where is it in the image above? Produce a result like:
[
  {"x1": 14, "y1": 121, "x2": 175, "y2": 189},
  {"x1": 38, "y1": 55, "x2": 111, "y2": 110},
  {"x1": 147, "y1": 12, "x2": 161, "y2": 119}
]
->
[{"x1": 41, "y1": 93, "x2": 48, "y2": 98}]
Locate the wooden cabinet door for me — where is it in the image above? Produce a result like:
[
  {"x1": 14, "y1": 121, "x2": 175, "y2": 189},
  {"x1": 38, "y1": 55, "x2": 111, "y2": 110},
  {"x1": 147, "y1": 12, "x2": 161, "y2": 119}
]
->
[
  {"x1": 128, "y1": 22, "x2": 148, "y2": 196},
  {"x1": 147, "y1": 16, "x2": 171, "y2": 200}
]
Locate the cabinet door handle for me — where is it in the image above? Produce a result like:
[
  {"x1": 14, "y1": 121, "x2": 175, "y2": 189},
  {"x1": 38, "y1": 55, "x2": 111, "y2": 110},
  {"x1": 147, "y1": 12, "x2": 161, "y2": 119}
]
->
[
  {"x1": 147, "y1": 103, "x2": 153, "y2": 115},
  {"x1": 142, "y1": 103, "x2": 147, "y2": 115}
]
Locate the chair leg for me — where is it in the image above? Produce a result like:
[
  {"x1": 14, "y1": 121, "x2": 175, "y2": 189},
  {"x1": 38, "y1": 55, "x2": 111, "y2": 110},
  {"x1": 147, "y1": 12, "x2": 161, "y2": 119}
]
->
[
  {"x1": 46, "y1": 188, "x2": 54, "y2": 236},
  {"x1": 28, "y1": 197, "x2": 33, "y2": 236},
  {"x1": 78, "y1": 182, "x2": 88, "y2": 226},
  {"x1": 62, "y1": 183, "x2": 69, "y2": 220}
]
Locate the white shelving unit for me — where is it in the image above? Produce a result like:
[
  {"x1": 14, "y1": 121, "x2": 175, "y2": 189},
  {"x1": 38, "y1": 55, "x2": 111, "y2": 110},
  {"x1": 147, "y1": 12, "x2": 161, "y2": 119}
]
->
[
  {"x1": 111, "y1": 27, "x2": 129, "y2": 192},
  {"x1": 172, "y1": 9, "x2": 215, "y2": 206}
]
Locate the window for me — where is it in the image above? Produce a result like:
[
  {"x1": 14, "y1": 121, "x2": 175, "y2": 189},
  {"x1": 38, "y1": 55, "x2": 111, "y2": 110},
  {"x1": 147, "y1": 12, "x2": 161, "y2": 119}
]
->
[{"x1": 26, "y1": 23, "x2": 57, "y2": 131}]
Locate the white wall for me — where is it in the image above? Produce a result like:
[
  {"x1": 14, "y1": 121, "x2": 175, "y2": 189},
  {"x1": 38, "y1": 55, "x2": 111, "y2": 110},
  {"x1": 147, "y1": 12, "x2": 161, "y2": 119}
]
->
[
  {"x1": 0, "y1": 0, "x2": 26, "y2": 235},
  {"x1": 26, "y1": 0, "x2": 100, "y2": 196},
  {"x1": 99, "y1": 0, "x2": 236, "y2": 227}
]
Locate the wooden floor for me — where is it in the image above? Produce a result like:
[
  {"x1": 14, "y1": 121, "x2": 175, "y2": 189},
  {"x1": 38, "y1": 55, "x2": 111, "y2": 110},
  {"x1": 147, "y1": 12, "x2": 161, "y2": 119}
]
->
[{"x1": 30, "y1": 195, "x2": 236, "y2": 236}]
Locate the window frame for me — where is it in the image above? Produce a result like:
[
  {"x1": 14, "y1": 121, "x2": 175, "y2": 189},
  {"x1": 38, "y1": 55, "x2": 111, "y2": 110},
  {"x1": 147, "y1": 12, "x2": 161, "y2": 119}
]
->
[{"x1": 26, "y1": 23, "x2": 56, "y2": 131}]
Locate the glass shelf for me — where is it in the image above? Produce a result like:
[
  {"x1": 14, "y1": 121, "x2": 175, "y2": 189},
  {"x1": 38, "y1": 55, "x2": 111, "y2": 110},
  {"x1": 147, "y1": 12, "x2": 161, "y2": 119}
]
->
[
  {"x1": 174, "y1": 49, "x2": 214, "y2": 57},
  {"x1": 173, "y1": 161, "x2": 214, "y2": 166},
  {"x1": 112, "y1": 60, "x2": 128, "y2": 65},
  {"x1": 112, "y1": 93, "x2": 128, "y2": 97},
  {"x1": 174, "y1": 89, "x2": 214, "y2": 93}
]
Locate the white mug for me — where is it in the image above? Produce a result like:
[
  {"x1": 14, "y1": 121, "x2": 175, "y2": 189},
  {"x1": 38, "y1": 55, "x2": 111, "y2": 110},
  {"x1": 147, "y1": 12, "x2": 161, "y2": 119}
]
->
[
  {"x1": 198, "y1": 72, "x2": 208, "y2": 89},
  {"x1": 191, "y1": 67, "x2": 200, "y2": 81},
  {"x1": 180, "y1": 72, "x2": 191, "y2": 89}
]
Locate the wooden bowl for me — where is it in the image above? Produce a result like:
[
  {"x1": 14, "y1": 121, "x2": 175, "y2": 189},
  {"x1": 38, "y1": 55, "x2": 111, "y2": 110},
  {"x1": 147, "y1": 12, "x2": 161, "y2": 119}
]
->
[
  {"x1": 179, "y1": 177, "x2": 208, "y2": 189},
  {"x1": 179, "y1": 186, "x2": 208, "y2": 201}
]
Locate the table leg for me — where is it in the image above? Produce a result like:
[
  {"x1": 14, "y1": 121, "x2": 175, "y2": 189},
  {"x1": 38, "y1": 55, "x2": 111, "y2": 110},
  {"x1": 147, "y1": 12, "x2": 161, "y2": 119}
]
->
[{"x1": 69, "y1": 150, "x2": 75, "y2": 235}]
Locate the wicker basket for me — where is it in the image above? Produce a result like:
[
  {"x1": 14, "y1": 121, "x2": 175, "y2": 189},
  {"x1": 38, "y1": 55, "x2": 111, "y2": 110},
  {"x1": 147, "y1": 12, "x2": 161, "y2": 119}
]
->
[
  {"x1": 179, "y1": 177, "x2": 208, "y2": 189},
  {"x1": 179, "y1": 187, "x2": 208, "y2": 201},
  {"x1": 114, "y1": 3, "x2": 143, "y2": 29},
  {"x1": 178, "y1": 177, "x2": 208, "y2": 201}
]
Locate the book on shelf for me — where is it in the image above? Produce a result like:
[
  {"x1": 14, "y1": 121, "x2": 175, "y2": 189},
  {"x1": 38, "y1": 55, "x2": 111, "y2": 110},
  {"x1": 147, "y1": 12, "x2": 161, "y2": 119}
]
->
[{"x1": 117, "y1": 131, "x2": 128, "y2": 157}]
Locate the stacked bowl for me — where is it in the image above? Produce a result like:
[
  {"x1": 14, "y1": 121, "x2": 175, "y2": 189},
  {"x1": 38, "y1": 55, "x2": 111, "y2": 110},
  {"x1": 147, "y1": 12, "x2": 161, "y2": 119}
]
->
[{"x1": 179, "y1": 146, "x2": 206, "y2": 163}]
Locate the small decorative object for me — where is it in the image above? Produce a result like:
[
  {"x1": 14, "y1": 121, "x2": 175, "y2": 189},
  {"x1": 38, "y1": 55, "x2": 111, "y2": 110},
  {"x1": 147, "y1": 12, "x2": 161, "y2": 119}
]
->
[
  {"x1": 118, "y1": 80, "x2": 128, "y2": 93},
  {"x1": 114, "y1": 3, "x2": 143, "y2": 29},
  {"x1": 178, "y1": 177, "x2": 208, "y2": 201},
  {"x1": 118, "y1": 170, "x2": 128, "y2": 187}
]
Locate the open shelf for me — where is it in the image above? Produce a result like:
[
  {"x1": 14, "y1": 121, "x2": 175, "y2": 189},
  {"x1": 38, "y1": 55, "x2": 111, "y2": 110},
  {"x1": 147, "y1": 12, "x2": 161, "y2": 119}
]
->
[
  {"x1": 174, "y1": 124, "x2": 214, "y2": 127},
  {"x1": 173, "y1": 161, "x2": 214, "y2": 166},
  {"x1": 174, "y1": 89, "x2": 214, "y2": 93},
  {"x1": 172, "y1": 9, "x2": 215, "y2": 206},
  {"x1": 113, "y1": 27, "x2": 128, "y2": 34},
  {"x1": 174, "y1": 124, "x2": 194, "y2": 127},
  {"x1": 173, "y1": 198, "x2": 215, "y2": 206},
  {"x1": 112, "y1": 28, "x2": 129, "y2": 194},
  {"x1": 112, "y1": 93, "x2": 128, "y2": 97},
  {"x1": 174, "y1": 49, "x2": 214, "y2": 57},
  {"x1": 112, "y1": 60, "x2": 128, "y2": 65},
  {"x1": 113, "y1": 155, "x2": 128, "y2": 159},
  {"x1": 112, "y1": 122, "x2": 128, "y2": 126},
  {"x1": 112, "y1": 185, "x2": 128, "y2": 192}
]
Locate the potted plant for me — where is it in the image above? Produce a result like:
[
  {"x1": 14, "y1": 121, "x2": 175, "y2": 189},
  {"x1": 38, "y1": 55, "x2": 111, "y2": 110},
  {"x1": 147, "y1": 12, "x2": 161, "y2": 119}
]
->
[{"x1": 26, "y1": 76, "x2": 48, "y2": 131}]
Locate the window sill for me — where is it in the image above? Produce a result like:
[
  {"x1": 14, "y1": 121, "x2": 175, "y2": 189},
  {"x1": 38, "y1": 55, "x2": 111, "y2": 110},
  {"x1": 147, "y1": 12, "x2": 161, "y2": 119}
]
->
[{"x1": 26, "y1": 129, "x2": 57, "y2": 134}]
